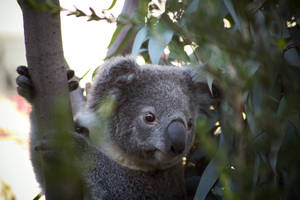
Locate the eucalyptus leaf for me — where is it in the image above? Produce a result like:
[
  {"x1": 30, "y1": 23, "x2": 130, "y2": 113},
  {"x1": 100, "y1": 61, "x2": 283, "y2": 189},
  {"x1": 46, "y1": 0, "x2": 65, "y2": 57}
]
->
[
  {"x1": 223, "y1": 0, "x2": 241, "y2": 31},
  {"x1": 252, "y1": 155, "x2": 260, "y2": 189},
  {"x1": 148, "y1": 29, "x2": 173, "y2": 64},
  {"x1": 105, "y1": 0, "x2": 117, "y2": 10},
  {"x1": 131, "y1": 26, "x2": 149, "y2": 57},
  {"x1": 186, "y1": 0, "x2": 200, "y2": 14},
  {"x1": 220, "y1": 1, "x2": 228, "y2": 18},
  {"x1": 206, "y1": 76, "x2": 214, "y2": 96},
  {"x1": 107, "y1": 24, "x2": 126, "y2": 49},
  {"x1": 284, "y1": 46, "x2": 300, "y2": 68},
  {"x1": 193, "y1": 159, "x2": 219, "y2": 200},
  {"x1": 268, "y1": 97, "x2": 288, "y2": 173},
  {"x1": 245, "y1": 104, "x2": 261, "y2": 136},
  {"x1": 252, "y1": 83, "x2": 264, "y2": 112}
]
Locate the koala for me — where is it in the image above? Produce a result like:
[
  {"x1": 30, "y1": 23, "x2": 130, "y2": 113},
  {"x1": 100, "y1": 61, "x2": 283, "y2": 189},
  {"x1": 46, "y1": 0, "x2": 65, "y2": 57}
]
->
[{"x1": 16, "y1": 56, "x2": 220, "y2": 200}]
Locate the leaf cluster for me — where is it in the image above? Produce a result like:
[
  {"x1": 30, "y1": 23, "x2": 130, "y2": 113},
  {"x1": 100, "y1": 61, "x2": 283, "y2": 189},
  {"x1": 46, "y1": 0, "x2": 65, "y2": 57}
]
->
[{"x1": 106, "y1": 0, "x2": 300, "y2": 199}]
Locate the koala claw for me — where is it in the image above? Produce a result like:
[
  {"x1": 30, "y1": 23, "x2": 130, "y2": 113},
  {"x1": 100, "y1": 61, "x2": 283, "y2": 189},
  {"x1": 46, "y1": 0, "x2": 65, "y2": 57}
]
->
[
  {"x1": 16, "y1": 74, "x2": 33, "y2": 89},
  {"x1": 66, "y1": 69, "x2": 79, "y2": 91},
  {"x1": 68, "y1": 80, "x2": 79, "y2": 91},
  {"x1": 16, "y1": 66, "x2": 34, "y2": 102},
  {"x1": 17, "y1": 86, "x2": 34, "y2": 103},
  {"x1": 16, "y1": 66, "x2": 79, "y2": 102},
  {"x1": 17, "y1": 65, "x2": 30, "y2": 77},
  {"x1": 67, "y1": 69, "x2": 75, "y2": 80}
]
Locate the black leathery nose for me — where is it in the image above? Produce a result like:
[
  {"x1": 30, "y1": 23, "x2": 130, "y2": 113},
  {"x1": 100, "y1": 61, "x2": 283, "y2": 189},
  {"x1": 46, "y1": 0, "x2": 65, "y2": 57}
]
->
[{"x1": 167, "y1": 121, "x2": 186, "y2": 155}]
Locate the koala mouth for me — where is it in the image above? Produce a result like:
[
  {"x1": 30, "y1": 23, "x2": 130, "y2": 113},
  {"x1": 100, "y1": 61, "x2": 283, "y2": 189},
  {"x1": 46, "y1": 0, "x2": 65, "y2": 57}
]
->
[
  {"x1": 150, "y1": 148, "x2": 183, "y2": 167},
  {"x1": 144, "y1": 150, "x2": 181, "y2": 169},
  {"x1": 155, "y1": 150, "x2": 179, "y2": 161},
  {"x1": 152, "y1": 120, "x2": 187, "y2": 165}
]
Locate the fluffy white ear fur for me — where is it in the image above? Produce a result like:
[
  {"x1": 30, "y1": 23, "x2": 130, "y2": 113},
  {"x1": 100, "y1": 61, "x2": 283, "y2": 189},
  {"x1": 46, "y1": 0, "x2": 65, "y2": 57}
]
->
[{"x1": 75, "y1": 110, "x2": 97, "y2": 131}]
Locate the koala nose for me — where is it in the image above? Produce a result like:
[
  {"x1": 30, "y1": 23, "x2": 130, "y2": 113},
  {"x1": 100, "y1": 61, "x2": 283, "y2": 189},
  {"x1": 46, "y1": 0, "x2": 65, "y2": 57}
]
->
[{"x1": 167, "y1": 121, "x2": 186, "y2": 155}]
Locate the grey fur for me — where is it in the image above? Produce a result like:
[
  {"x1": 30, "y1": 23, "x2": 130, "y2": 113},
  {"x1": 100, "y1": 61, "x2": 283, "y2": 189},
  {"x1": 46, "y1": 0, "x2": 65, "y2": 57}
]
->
[{"x1": 28, "y1": 56, "x2": 220, "y2": 199}]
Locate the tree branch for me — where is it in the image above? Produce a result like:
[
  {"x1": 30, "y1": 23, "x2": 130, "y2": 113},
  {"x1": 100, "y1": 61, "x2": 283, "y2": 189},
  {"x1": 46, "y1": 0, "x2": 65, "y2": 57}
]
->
[{"x1": 106, "y1": 0, "x2": 139, "y2": 57}]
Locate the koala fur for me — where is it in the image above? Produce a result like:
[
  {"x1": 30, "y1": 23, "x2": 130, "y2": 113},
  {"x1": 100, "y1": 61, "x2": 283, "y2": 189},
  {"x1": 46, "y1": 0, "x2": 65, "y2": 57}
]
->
[{"x1": 25, "y1": 56, "x2": 220, "y2": 199}]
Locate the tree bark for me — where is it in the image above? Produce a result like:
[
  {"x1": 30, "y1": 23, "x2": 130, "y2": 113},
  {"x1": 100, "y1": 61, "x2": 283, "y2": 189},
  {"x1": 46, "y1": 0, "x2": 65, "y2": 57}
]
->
[
  {"x1": 18, "y1": 0, "x2": 140, "y2": 198},
  {"x1": 18, "y1": 0, "x2": 83, "y2": 199}
]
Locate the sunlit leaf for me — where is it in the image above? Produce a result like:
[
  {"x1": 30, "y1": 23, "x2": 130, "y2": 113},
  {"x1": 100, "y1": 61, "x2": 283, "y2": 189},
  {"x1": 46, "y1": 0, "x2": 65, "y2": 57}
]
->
[
  {"x1": 105, "y1": 0, "x2": 118, "y2": 10},
  {"x1": 206, "y1": 76, "x2": 214, "y2": 95},
  {"x1": 107, "y1": 24, "x2": 126, "y2": 49},
  {"x1": 106, "y1": 26, "x2": 136, "y2": 59},
  {"x1": 148, "y1": 29, "x2": 173, "y2": 64},
  {"x1": 223, "y1": 0, "x2": 241, "y2": 31},
  {"x1": 131, "y1": 26, "x2": 149, "y2": 57}
]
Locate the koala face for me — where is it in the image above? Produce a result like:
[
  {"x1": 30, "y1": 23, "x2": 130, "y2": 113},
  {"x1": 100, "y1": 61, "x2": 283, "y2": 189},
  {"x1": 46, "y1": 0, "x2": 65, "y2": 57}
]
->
[
  {"x1": 110, "y1": 67, "x2": 195, "y2": 168},
  {"x1": 77, "y1": 56, "x2": 219, "y2": 171}
]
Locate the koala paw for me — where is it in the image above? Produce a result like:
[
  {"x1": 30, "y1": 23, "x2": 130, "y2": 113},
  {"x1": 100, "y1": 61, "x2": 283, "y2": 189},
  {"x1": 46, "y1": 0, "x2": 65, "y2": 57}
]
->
[
  {"x1": 67, "y1": 69, "x2": 80, "y2": 91},
  {"x1": 16, "y1": 66, "x2": 34, "y2": 102},
  {"x1": 16, "y1": 66, "x2": 79, "y2": 102}
]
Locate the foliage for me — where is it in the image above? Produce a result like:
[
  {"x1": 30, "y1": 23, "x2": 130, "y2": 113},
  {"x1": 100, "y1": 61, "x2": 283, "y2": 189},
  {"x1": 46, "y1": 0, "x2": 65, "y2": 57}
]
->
[
  {"x1": 108, "y1": 0, "x2": 300, "y2": 199},
  {"x1": 24, "y1": 0, "x2": 300, "y2": 199}
]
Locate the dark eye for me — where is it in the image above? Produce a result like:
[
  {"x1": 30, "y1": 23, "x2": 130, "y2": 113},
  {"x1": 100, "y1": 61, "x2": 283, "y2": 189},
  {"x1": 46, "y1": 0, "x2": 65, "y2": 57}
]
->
[
  {"x1": 144, "y1": 112, "x2": 156, "y2": 122},
  {"x1": 187, "y1": 119, "x2": 193, "y2": 129}
]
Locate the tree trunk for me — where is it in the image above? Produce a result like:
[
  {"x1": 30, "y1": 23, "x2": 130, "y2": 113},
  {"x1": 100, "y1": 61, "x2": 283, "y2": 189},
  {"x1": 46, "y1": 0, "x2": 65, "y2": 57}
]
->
[
  {"x1": 18, "y1": 0, "x2": 83, "y2": 199},
  {"x1": 18, "y1": 0, "x2": 140, "y2": 198}
]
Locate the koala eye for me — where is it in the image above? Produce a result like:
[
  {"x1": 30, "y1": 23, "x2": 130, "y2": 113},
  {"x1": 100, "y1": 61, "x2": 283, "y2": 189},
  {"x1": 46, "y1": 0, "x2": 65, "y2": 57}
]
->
[
  {"x1": 144, "y1": 112, "x2": 156, "y2": 122},
  {"x1": 187, "y1": 119, "x2": 193, "y2": 129}
]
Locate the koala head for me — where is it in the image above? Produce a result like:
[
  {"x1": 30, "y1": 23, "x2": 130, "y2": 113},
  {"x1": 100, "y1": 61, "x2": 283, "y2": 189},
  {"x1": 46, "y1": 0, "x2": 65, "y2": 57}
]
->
[{"x1": 76, "y1": 56, "x2": 220, "y2": 171}]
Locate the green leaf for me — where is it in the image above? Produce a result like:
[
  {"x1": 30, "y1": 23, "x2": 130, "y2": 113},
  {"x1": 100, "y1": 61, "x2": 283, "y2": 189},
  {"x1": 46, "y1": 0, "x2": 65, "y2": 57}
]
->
[
  {"x1": 268, "y1": 97, "x2": 288, "y2": 173},
  {"x1": 247, "y1": 0, "x2": 266, "y2": 13},
  {"x1": 105, "y1": 0, "x2": 118, "y2": 10},
  {"x1": 220, "y1": 1, "x2": 229, "y2": 18},
  {"x1": 107, "y1": 24, "x2": 126, "y2": 49},
  {"x1": 33, "y1": 193, "x2": 42, "y2": 200},
  {"x1": 284, "y1": 45, "x2": 300, "y2": 68},
  {"x1": 252, "y1": 83, "x2": 264, "y2": 112},
  {"x1": 148, "y1": 29, "x2": 173, "y2": 64},
  {"x1": 223, "y1": 0, "x2": 241, "y2": 31},
  {"x1": 206, "y1": 76, "x2": 214, "y2": 96},
  {"x1": 245, "y1": 104, "x2": 261, "y2": 136},
  {"x1": 252, "y1": 155, "x2": 260, "y2": 190},
  {"x1": 193, "y1": 159, "x2": 219, "y2": 200},
  {"x1": 277, "y1": 97, "x2": 287, "y2": 116},
  {"x1": 106, "y1": 26, "x2": 136, "y2": 59},
  {"x1": 79, "y1": 68, "x2": 91, "y2": 81},
  {"x1": 131, "y1": 26, "x2": 149, "y2": 57},
  {"x1": 186, "y1": 0, "x2": 200, "y2": 14}
]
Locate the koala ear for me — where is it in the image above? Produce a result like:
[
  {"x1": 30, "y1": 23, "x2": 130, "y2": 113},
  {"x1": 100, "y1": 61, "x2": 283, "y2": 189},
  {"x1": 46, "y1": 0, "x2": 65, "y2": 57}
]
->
[
  {"x1": 184, "y1": 68, "x2": 222, "y2": 121},
  {"x1": 96, "y1": 56, "x2": 138, "y2": 86},
  {"x1": 87, "y1": 56, "x2": 139, "y2": 110}
]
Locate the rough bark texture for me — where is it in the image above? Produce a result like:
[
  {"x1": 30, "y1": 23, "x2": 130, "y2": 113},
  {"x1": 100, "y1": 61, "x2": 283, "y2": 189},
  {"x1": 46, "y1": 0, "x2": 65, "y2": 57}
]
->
[
  {"x1": 106, "y1": 0, "x2": 139, "y2": 57},
  {"x1": 18, "y1": 0, "x2": 83, "y2": 199}
]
